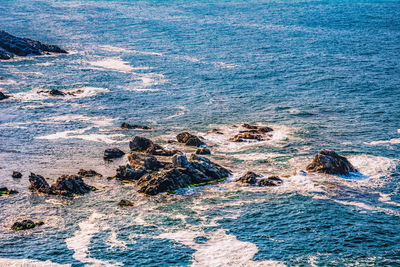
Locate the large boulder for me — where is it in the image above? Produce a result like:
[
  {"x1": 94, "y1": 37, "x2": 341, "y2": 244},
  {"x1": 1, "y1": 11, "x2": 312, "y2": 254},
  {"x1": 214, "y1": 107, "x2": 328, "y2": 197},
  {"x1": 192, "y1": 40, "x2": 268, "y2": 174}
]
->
[
  {"x1": 129, "y1": 136, "x2": 153, "y2": 151},
  {"x1": 29, "y1": 173, "x2": 53, "y2": 194},
  {"x1": 176, "y1": 132, "x2": 205, "y2": 147},
  {"x1": 0, "y1": 31, "x2": 67, "y2": 60},
  {"x1": 258, "y1": 176, "x2": 283, "y2": 186},
  {"x1": 115, "y1": 164, "x2": 146, "y2": 181},
  {"x1": 104, "y1": 148, "x2": 125, "y2": 160},
  {"x1": 306, "y1": 149, "x2": 357, "y2": 175},
  {"x1": 236, "y1": 171, "x2": 259, "y2": 185},
  {"x1": 51, "y1": 175, "x2": 96, "y2": 196}
]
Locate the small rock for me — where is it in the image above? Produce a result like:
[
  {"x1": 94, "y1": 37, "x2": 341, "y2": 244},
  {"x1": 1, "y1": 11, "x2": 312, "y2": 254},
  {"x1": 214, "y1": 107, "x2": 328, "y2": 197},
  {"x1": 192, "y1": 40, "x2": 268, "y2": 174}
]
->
[
  {"x1": 104, "y1": 148, "x2": 125, "y2": 160},
  {"x1": 236, "y1": 171, "x2": 259, "y2": 185},
  {"x1": 195, "y1": 148, "x2": 211, "y2": 155},
  {"x1": 0, "y1": 187, "x2": 18, "y2": 196},
  {"x1": 128, "y1": 152, "x2": 163, "y2": 171},
  {"x1": 117, "y1": 199, "x2": 135, "y2": 206},
  {"x1": 11, "y1": 171, "x2": 22, "y2": 178},
  {"x1": 0, "y1": 91, "x2": 10, "y2": 100},
  {"x1": 129, "y1": 136, "x2": 154, "y2": 151},
  {"x1": 77, "y1": 169, "x2": 102, "y2": 177},
  {"x1": 306, "y1": 149, "x2": 357, "y2": 175},
  {"x1": 176, "y1": 132, "x2": 205, "y2": 147},
  {"x1": 11, "y1": 220, "x2": 36, "y2": 231},
  {"x1": 258, "y1": 176, "x2": 283, "y2": 186},
  {"x1": 29, "y1": 173, "x2": 53, "y2": 194},
  {"x1": 51, "y1": 175, "x2": 96, "y2": 196},
  {"x1": 121, "y1": 122, "x2": 151, "y2": 130},
  {"x1": 48, "y1": 89, "x2": 65, "y2": 96}
]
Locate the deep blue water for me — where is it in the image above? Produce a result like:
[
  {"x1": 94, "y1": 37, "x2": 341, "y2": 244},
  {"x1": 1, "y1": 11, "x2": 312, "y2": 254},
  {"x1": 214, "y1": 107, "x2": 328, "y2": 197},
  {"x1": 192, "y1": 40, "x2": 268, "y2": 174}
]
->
[{"x1": 1, "y1": 0, "x2": 400, "y2": 266}]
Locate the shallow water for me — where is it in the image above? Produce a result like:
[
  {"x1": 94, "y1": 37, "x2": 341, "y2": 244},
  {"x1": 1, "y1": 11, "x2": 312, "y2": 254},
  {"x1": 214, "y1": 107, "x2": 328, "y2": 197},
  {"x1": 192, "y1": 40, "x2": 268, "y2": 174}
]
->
[{"x1": 1, "y1": 0, "x2": 400, "y2": 266}]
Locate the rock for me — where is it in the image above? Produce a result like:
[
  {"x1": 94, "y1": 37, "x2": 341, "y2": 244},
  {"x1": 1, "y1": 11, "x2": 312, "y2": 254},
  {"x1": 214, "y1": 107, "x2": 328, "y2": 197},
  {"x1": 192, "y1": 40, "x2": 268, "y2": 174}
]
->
[
  {"x1": 258, "y1": 176, "x2": 283, "y2": 186},
  {"x1": 0, "y1": 187, "x2": 18, "y2": 196},
  {"x1": 236, "y1": 171, "x2": 259, "y2": 185},
  {"x1": 11, "y1": 171, "x2": 22, "y2": 178},
  {"x1": 0, "y1": 91, "x2": 10, "y2": 100},
  {"x1": 176, "y1": 132, "x2": 205, "y2": 147},
  {"x1": 128, "y1": 152, "x2": 163, "y2": 171},
  {"x1": 195, "y1": 148, "x2": 211, "y2": 155},
  {"x1": 29, "y1": 173, "x2": 95, "y2": 196},
  {"x1": 209, "y1": 129, "x2": 223, "y2": 134},
  {"x1": 129, "y1": 136, "x2": 153, "y2": 151},
  {"x1": 306, "y1": 149, "x2": 357, "y2": 175},
  {"x1": 137, "y1": 154, "x2": 231, "y2": 195},
  {"x1": 145, "y1": 143, "x2": 178, "y2": 156},
  {"x1": 48, "y1": 89, "x2": 65, "y2": 96},
  {"x1": 117, "y1": 199, "x2": 135, "y2": 206},
  {"x1": 11, "y1": 220, "x2": 36, "y2": 231},
  {"x1": 0, "y1": 30, "x2": 67, "y2": 60},
  {"x1": 77, "y1": 169, "x2": 102, "y2": 177},
  {"x1": 242, "y1": 123, "x2": 258, "y2": 130},
  {"x1": 230, "y1": 132, "x2": 263, "y2": 142},
  {"x1": 229, "y1": 124, "x2": 273, "y2": 142},
  {"x1": 29, "y1": 173, "x2": 53, "y2": 194},
  {"x1": 115, "y1": 164, "x2": 146, "y2": 181},
  {"x1": 51, "y1": 175, "x2": 96, "y2": 196},
  {"x1": 121, "y1": 122, "x2": 151, "y2": 130},
  {"x1": 104, "y1": 148, "x2": 125, "y2": 160}
]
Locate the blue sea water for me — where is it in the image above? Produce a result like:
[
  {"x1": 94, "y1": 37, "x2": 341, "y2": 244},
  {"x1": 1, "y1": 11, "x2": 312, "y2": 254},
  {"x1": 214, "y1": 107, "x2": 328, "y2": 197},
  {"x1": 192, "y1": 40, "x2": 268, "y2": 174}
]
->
[{"x1": 0, "y1": 0, "x2": 400, "y2": 266}]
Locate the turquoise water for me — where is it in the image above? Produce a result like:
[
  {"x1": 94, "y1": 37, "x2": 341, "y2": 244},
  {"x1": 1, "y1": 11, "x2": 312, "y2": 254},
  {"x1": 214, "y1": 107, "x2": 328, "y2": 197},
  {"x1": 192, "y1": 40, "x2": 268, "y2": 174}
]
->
[{"x1": 0, "y1": 0, "x2": 400, "y2": 266}]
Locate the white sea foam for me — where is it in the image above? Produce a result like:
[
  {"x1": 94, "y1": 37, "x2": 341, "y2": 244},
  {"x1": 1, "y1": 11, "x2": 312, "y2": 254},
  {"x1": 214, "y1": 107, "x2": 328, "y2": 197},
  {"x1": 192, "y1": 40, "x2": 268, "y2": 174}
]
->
[
  {"x1": 88, "y1": 58, "x2": 136, "y2": 73},
  {"x1": 164, "y1": 105, "x2": 188, "y2": 120},
  {"x1": 13, "y1": 86, "x2": 109, "y2": 101},
  {"x1": 0, "y1": 258, "x2": 70, "y2": 267},
  {"x1": 158, "y1": 229, "x2": 285, "y2": 266},
  {"x1": 46, "y1": 114, "x2": 115, "y2": 127},
  {"x1": 65, "y1": 212, "x2": 123, "y2": 266},
  {"x1": 100, "y1": 45, "x2": 163, "y2": 56},
  {"x1": 366, "y1": 138, "x2": 400, "y2": 145}
]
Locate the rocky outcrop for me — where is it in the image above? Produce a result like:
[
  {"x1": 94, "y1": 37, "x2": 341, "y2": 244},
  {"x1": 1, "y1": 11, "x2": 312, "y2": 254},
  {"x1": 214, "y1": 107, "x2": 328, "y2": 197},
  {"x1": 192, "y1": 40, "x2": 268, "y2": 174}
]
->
[
  {"x1": 128, "y1": 152, "x2": 164, "y2": 171},
  {"x1": 230, "y1": 123, "x2": 273, "y2": 142},
  {"x1": 77, "y1": 169, "x2": 102, "y2": 177},
  {"x1": 0, "y1": 92, "x2": 10, "y2": 100},
  {"x1": 236, "y1": 171, "x2": 259, "y2": 185},
  {"x1": 117, "y1": 199, "x2": 134, "y2": 206},
  {"x1": 115, "y1": 164, "x2": 147, "y2": 181},
  {"x1": 306, "y1": 149, "x2": 357, "y2": 175},
  {"x1": 258, "y1": 176, "x2": 283, "y2": 186},
  {"x1": 129, "y1": 136, "x2": 177, "y2": 156},
  {"x1": 104, "y1": 148, "x2": 125, "y2": 160},
  {"x1": 29, "y1": 173, "x2": 95, "y2": 196},
  {"x1": 137, "y1": 153, "x2": 231, "y2": 195},
  {"x1": 0, "y1": 187, "x2": 18, "y2": 196},
  {"x1": 195, "y1": 148, "x2": 211, "y2": 155},
  {"x1": 121, "y1": 122, "x2": 151, "y2": 130},
  {"x1": 176, "y1": 132, "x2": 205, "y2": 147},
  {"x1": 0, "y1": 30, "x2": 67, "y2": 60},
  {"x1": 11, "y1": 171, "x2": 22, "y2": 178},
  {"x1": 11, "y1": 220, "x2": 44, "y2": 231}
]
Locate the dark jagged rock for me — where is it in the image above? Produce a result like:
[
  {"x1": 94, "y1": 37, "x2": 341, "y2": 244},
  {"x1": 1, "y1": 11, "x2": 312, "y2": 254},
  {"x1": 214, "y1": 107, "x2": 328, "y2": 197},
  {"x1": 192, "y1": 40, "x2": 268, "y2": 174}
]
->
[
  {"x1": 0, "y1": 30, "x2": 67, "y2": 60},
  {"x1": 176, "y1": 132, "x2": 205, "y2": 147},
  {"x1": 78, "y1": 169, "x2": 102, "y2": 177},
  {"x1": 129, "y1": 136, "x2": 153, "y2": 151},
  {"x1": 229, "y1": 124, "x2": 273, "y2": 142},
  {"x1": 128, "y1": 152, "x2": 163, "y2": 171},
  {"x1": 145, "y1": 143, "x2": 178, "y2": 156},
  {"x1": 0, "y1": 187, "x2": 18, "y2": 196},
  {"x1": 37, "y1": 89, "x2": 84, "y2": 97},
  {"x1": 104, "y1": 148, "x2": 125, "y2": 160},
  {"x1": 230, "y1": 132, "x2": 263, "y2": 142},
  {"x1": 117, "y1": 199, "x2": 135, "y2": 206},
  {"x1": 29, "y1": 173, "x2": 53, "y2": 194},
  {"x1": 51, "y1": 175, "x2": 96, "y2": 196},
  {"x1": 195, "y1": 148, "x2": 211, "y2": 155},
  {"x1": 121, "y1": 122, "x2": 151, "y2": 130},
  {"x1": 48, "y1": 89, "x2": 65, "y2": 96},
  {"x1": 12, "y1": 171, "x2": 22, "y2": 178},
  {"x1": 0, "y1": 91, "x2": 10, "y2": 100},
  {"x1": 258, "y1": 176, "x2": 283, "y2": 186},
  {"x1": 11, "y1": 220, "x2": 36, "y2": 231},
  {"x1": 306, "y1": 149, "x2": 357, "y2": 175},
  {"x1": 29, "y1": 173, "x2": 95, "y2": 196},
  {"x1": 137, "y1": 153, "x2": 231, "y2": 195},
  {"x1": 236, "y1": 171, "x2": 259, "y2": 185},
  {"x1": 115, "y1": 164, "x2": 146, "y2": 181}
]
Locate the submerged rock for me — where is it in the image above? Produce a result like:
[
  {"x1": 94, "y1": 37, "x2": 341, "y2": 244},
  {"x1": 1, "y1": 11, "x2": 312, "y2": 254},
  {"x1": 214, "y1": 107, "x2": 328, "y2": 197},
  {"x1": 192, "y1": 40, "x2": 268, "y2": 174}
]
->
[
  {"x1": 121, "y1": 122, "x2": 151, "y2": 130},
  {"x1": 0, "y1": 187, "x2": 18, "y2": 196},
  {"x1": 77, "y1": 169, "x2": 102, "y2": 177},
  {"x1": 0, "y1": 91, "x2": 10, "y2": 100},
  {"x1": 176, "y1": 132, "x2": 205, "y2": 147},
  {"x1": 258, "y1": 176, "x2": 283, "y2": 186},
  {"x1": 104, "y1": 148, "x2": 125, "y2": 160},
  {"x1": 11, "y1": 171, "x2": 22, "y2": 178},
  {"x1": 306, "y1": 149, "x2": 357, "y2": 175},
  {"x1": 0, "y1": 30, "x2": 67, "y2": 60},
  {"x1": 117, "y1": 199, "x2": 135, "y2": 206},
  {"x1": 11, "y1": 220, "x2": 44, "y2": 231},
  {"x1": 195, "y1": 148, "x2": 211, "y2": 155},
  {"x1": 29, "y1": 173, "x2": 95, "y2": 196},
  {"x1": 236, "y1": 171, "x2": 259, "y2": 185}
]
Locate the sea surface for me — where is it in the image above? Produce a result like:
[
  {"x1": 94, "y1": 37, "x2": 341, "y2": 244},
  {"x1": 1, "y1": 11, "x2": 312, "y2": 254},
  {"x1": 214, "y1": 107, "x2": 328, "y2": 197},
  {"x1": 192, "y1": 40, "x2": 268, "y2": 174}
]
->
[{"x1": 1, "y1": 0, "x2": 400, "y2": 266}]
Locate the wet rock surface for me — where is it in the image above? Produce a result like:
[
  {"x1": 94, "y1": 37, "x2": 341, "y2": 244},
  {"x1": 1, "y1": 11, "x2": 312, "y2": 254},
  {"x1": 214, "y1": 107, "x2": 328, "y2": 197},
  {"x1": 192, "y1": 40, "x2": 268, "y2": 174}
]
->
[
  {"x1": 104, "y1": 148, "x2": 125, "y2": 160},
  {"x1": 29, "y1": 173, "x2": 95, "y2": 196},
  {"x1": 258, "y1": 176, "x2": 283, "y2": 186},
  {"x1": 121, "y1": 122, "x2": 151, "y2": 130},
  {"x1": 11, "y1": 171, "x2": 22, "y2": 178},
  {"x1": 11, "y1": 220, "x2": 44, "y2": 231},
  {"x1": 0, "y1": 30, "x2": 67, "y2": 60},
  {"x1": 176, "y1": 132, "x2": 206, "y2": 147},
  {"x1": 129, "y1": 136, "x2": 177, "y2": 156},
  {"x1": 230, "y1": 123, "x2": 273, "y2": 142},
  {"x1": 37, "y1": 89, "x2": 84, "y2": 97},
  {"x1": 0, "y1": 187, "x2": 18, "y2": 196},
  {"x1": 306, "y1": 149, "x2": 357, "y2": 175},
  {"x1": 236, "y1": 171, "x2": 259, "y2": 185},
  {"x1": 117, "y1": 199, "x2": 135, "y2": 206},
  {"x1": 195, "y1": 148, "x2": 211, "y2": 155}
]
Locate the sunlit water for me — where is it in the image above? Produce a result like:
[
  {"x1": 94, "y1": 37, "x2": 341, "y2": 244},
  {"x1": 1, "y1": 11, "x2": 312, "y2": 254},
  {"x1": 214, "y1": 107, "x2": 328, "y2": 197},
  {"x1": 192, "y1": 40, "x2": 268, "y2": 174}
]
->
[{"x1": 1, "y1": 0, "x2": 400, "y2": 265}]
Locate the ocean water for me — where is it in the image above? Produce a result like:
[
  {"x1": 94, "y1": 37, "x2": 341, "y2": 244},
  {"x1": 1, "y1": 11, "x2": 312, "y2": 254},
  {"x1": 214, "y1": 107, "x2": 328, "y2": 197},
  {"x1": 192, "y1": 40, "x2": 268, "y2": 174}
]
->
[{"x1": 1, "y1": 0, "x2": 400, "y2": 266}]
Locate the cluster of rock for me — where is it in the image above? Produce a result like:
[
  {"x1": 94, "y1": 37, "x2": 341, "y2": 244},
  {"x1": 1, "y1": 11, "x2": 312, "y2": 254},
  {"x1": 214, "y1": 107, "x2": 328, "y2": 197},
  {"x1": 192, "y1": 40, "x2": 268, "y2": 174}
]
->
[
  {"x1": 29, "y1": 173, "x2": 96, "y2": 196},
  {"x1": 114, "y1": 135, "x2": 231, "y2": 195},
  {"x1": 236, "y1": 172, "x2": 283, "y2": 186},
  {"x1": 0, "y1": 187, "x2": 18, "y2": 196},
  {"x1": 230, "y1": 124, "x2": 273, "y2": 142},
  {"x1": 11, "y1": 220, "x2": 44, "y2": 231},
  {"x1": 0, "y1": 30, "x2": 67, "y2": 60}
]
